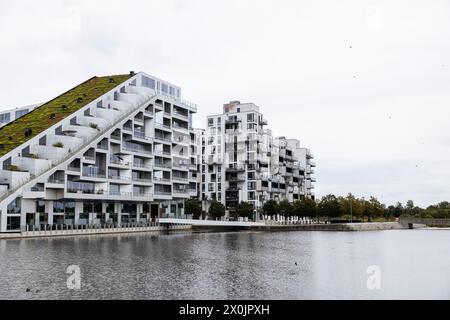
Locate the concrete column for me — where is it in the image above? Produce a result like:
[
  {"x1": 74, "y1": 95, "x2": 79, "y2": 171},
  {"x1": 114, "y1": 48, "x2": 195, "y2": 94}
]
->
[
  {"x1": 75, "y1": 202, "x2": 83, "y2": 225},
  {"x1": 46, "y1": 201, "x2": 54, "y2": 225},
  {"x1": 103, "y1": 203, "x2": 109, "y2": 222},
  {"x1": 137, "y1": 203, "x2": 143, "y2": 222},
  {"x1": 116, "y1": 202, "x2": 122, "y2": 225}
]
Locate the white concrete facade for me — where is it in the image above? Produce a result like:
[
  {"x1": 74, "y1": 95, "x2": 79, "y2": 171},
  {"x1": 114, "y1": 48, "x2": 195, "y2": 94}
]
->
[
  {"x1": 198, "y1": 101, "x2": 315, "y2": 216},
  {"x1": 0, "y1": 71, "x2": 198, "y2": 232}
]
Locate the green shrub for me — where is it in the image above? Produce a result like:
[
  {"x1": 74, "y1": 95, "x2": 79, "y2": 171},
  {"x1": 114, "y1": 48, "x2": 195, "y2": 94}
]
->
[{"x1": 52, "y1": 142, "x2": 64, "y2": 148}]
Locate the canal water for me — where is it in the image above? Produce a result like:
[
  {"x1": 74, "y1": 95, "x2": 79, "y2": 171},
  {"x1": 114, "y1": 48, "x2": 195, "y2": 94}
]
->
[{"x1": 0, "y1": 229, "x2": 449, "y2": 299}]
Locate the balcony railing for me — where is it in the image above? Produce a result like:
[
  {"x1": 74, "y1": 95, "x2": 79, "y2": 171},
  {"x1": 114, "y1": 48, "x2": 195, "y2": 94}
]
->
[
  {"x1": 123, "y1": 143, "x2": 152, "y2": 155},
  {"x1": 173, "y1": 189, "x2": 188, "y2": 194},
  {"x1": 172, "y1": 176, "x2": 188, "y2": 181},
  {"x1": 109, "y1": 191, "x2": 132, "y2": 197},
  {"x1": 173, "y1": 110, "x2": 189, "y2": 119},
  {"x1": 132, "y1": 177, "x2": 152, "y2": 183},
  {"x1": 153, "y1": 177, "x2": 172, "y2": 183},
  {"x1": 154, "y1": 135, "x2": 172, "y2": 143},
  {"x1": 173, "y1": 163, "x2": 189, "y2": 170},
  {"x1": 48, "y1": 178, "x2": 65, "y2": 184},
  {"x1": 110, "y1": 157, "x2": 131, "y2": 166},
  {"x1": 108, "y1": 174, "x2": 131, "y2": 181},
  {"x1": 82, "y1": 172, "x2": 106, "y2": 179},
  {"x1": 67, "y1": 166, "x2": 81, "y2": 172},
  {"x1": 132, "y1": 163, "x2": 152, "y2": 170},
  {"x1": 134, "y1": 130, "x2": 152, "y2": 141},
  {"x1": 154, "y1": 190, "x2": 172, "y2": 195},
  {"x1": 154, "y1": 163, "x2": 172, "y2": 169}
]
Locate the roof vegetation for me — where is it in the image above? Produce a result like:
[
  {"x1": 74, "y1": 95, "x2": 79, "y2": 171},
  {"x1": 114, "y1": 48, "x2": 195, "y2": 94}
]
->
[{"x1": 0, "y1": 74, "x2": 131, "y2": 157}]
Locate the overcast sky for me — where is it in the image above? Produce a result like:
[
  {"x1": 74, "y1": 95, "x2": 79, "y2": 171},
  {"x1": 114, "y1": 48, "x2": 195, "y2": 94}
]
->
[{"x1": 0, "y1": 0, "x2": 449, "y2": 207}]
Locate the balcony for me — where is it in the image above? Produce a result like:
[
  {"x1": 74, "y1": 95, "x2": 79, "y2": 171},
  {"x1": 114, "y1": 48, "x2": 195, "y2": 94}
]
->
[
  {"x1": 172, "y1": 176, "x2": 188, "y2": 182},
  {"x1": 173, "y1": 110, "x2": 188, "y2": 120},
  {"x1": 134, "y1": 130, "x2": 152, "y2": 141},
  {"x1": 154, "y1": 162, "x2": 172, "y2": 170},
  {"x1": 109, "y1": 191, "x2": 132, "y2": 197},
  {"x1": 154, "y1": 135, "x2": 172, "y2": 143},
  {"x1": 132, "y1": 176, "x2": 153, "y2": 183},
  {"x1": 154, "y1": 150, "x2": 172, "y2": 157},
  {"x1": 154, "y1": 122, "x2": 171, "y2": 131},
  {"x1": 172, "y1": 123, "x2": 189, "y2": 133},
  {"x1": 154, "y1": 190, "x2": 172, "y2": 196},
  {"x1": 132, "y1": 163, "x2": 153, "y2": 170},
  {"x1": 110, "y1": 156, "x2": 131, "y2": 167},
  {"x1": 153, "y1": 177, "x2": 172, "y2": 183},
  {"x1": 123, "y1": 142, "x2": 153, "y2": 155},
  {"x1": 173, "y1": 163, "x2": 189, "y2": 170},
  {"x1": 108, "y1": 174, "x2": 131, "y2": 181},
  {"x1": 225, "y1": 118, "x2": 241, "y2": 125},
  {"x1": 225, "y1": 164, "x2": 245, "y2": 172}
]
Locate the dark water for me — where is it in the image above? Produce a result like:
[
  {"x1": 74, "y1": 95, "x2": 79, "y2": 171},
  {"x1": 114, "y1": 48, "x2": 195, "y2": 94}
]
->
[{"x1": 0, "y1": 229, "x2": 449, "y2": 299}]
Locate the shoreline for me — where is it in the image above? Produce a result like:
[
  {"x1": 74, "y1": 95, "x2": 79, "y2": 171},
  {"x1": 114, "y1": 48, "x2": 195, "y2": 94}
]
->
[{"x1": 0, "y1": 221, "x2": 410, "y2": 240}]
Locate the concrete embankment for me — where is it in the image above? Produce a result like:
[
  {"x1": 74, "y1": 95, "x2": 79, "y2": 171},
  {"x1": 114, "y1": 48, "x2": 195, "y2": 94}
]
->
[
  {"x1": 0, "y1": 224, "x2": 191, "y2": 240},
  {"x1": 261, "y1": 222, "x2": 406, "y2": 232}
]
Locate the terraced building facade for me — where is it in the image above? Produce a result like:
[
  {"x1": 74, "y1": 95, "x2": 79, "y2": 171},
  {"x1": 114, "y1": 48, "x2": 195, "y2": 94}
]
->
[{"x1": 0, "y1": 71, "x2": 198, "y2": 232}]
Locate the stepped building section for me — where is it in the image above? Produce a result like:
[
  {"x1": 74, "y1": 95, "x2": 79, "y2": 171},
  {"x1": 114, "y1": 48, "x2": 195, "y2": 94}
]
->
[{"x1": 0, "y1": 72, "x2": 198, "y2": 232}]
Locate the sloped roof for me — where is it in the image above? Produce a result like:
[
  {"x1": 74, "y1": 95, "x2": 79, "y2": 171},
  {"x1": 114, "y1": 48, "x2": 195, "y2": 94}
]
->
[{"x1": 0, "y1": 74, "x2": 132, "y2": 157}]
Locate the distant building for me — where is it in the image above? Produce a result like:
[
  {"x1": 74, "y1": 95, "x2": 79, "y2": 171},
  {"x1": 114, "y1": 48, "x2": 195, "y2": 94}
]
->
[{"x1": 198, "y1": 101, "x2": 315, "y2": 217}]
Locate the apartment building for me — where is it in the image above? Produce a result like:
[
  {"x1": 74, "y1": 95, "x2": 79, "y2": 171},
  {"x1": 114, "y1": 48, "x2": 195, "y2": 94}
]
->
[
  {"x1": 0, "y1": 71, "x2": 198, "y2": 233},
  {"x1": 199, "y1": 101, "x2": 315, "y2": 216}
]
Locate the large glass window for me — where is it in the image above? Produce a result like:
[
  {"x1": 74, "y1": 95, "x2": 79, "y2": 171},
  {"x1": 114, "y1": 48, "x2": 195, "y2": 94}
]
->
[
  {"x1": 15, "y1": 109, "x2": 28, "y2": 119},
  {"x1": 53, "y1": 201, "x2": 65, "y2": 213},
  {"x1": 0, "y1": 113, "x2": 11, "y2": 124},
  {"x1": 7, "y1": 198, "x2": 21, "y2": 214},
  {"x1": 142, "y1": 76, "x2": 155, "y2": 89}
]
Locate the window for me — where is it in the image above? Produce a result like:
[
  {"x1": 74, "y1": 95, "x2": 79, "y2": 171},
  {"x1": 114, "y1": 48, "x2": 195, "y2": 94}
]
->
[
  {"x1": 217, "y1": 117, "x2": 221, "y2": 125},
  {"x1": 247, "y1": 113, "x2": 256, "y2": 122},
  {"x1": 15, "y1": 109, "x2": 28, "y2": 118},
  {"x1": 142, "y1": 76, "x2": 155, "y2": 89},
  {"x1": 7, "y1": 198, "x2": 21, "y2": 214},
  {"x1": 36, "y1": 201, "x2": 45, "y2": 213},
  {"x1": 0, "y1": 113, "x2": 11, "y2": 124},
  {"x1": 169, "y1": 87, "x2": 175, "y2": 96},
  {"x1": 161, "y1": 83, "x2": 168, "y2": 93},
  {"x1": 53, "y1": 201, "x2": 65, "y2": 213},
  {"x1": 208, "y1": 118, "x2": 214, "y2": 127},
  {"x1": 208, "y1": 183, "x2": 214, "y2": 192}
]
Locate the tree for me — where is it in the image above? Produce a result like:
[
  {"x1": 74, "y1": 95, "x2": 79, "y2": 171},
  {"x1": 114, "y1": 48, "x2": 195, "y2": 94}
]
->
[
  {"x1": 262, "y1": 200, "x2": 278, "y2": 217},
  {"x1": 317, "y1": 194, "x2": 340, "y2": 221},
  {"x1": 292, "y1": 198, "x2": 317, "y2": 218},
  {"x1": 366, "y1": 196, "x2": 384, "y2": 221},
  {"x1": 208, "y1": 201, "x2": 225, "y2": 219},
  {"x1": 394, "y1": 202, "x2": 404, "y2": 217},
  {"x1": 278, "y1": 200, "x2": 292, "y2": 217},
  {"x1": 235, "y1": 202, "x2": 254, "y2": 219},
  {"x1": 406, "y1": 200, "x2": 414, "y2": 211},
  {"x1": 338, "y1": 193, "x2": 365, "y2": 219},
  {"x1": 185, "y1": 199, "x2": 202, "y2": 219}
]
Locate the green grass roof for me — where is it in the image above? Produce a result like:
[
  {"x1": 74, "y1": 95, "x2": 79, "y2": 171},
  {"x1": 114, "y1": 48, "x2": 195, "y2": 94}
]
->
[{"x1": 0, "y1": 74, "x2": 132, "y2": 158}]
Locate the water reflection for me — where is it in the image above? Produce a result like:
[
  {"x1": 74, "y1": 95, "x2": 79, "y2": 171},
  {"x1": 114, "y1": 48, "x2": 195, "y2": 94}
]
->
[{"x1": 0, "y1": 230, "x2": 449, "y2": 299}]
